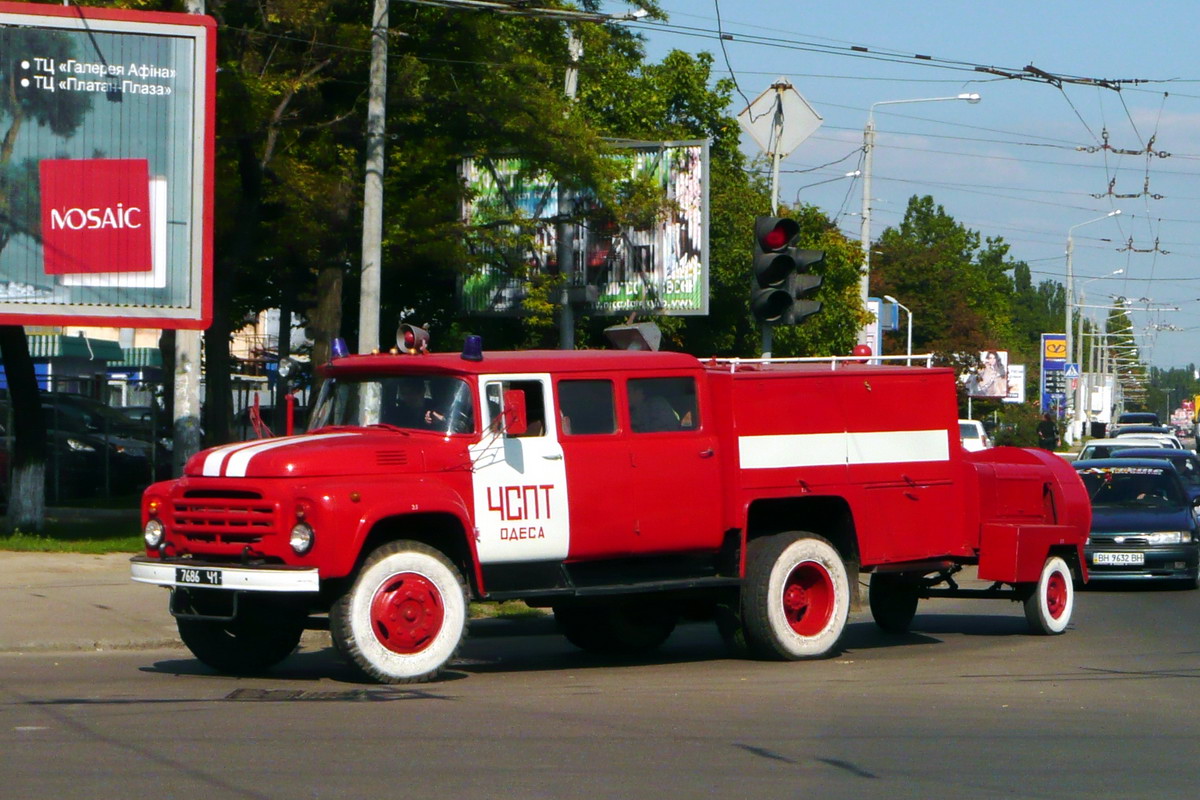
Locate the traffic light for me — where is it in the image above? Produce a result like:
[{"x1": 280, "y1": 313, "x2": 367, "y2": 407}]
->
[{"x1": 750, "y1": 216, "x2": 825, "y2": 324}]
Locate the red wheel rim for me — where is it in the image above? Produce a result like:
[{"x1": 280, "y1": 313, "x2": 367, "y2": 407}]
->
[
  {"x1": 369, "y1": 572, "x2": 445, "y2": 654},
  {"x1": 1045, "y1": 569, "x2": 1068, "y2": 620},
  {"x1": 781, "y1": 560, "x2": 835, "y2": 636}
]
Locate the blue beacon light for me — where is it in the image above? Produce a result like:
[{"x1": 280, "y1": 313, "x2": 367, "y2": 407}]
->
[{"x1": 461, "y1": 335, "x2": 483, "y2": 361}]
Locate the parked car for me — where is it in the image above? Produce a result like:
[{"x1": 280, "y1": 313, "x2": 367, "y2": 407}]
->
[
  {"x1": 38, "y1": 403, "x2": 156, "y2": 494},
  {"x1": 1110, "y1": 448, "x2": 1200, "y2": 504},
  {"x1": 1112, "y1": 429, "x2": 1183, "y2": 449},
  {"x1": 958, "y1": 419, "x2": 991, "y2": 452},
  {"x1": 1074, "y1": 458, "x2": 1200, "y2": 587},
  {"x1": 1114, "y1": 425, "x2": 1173, "y2": 436},
  {"x1": 0, "y1": 406, "x2": 107, "y2": 502},
  {"x1": 1112, "y1": 412, "x2": 1160, "y2": 434},
  {"x1": 41, "y1": 393, "x2": 168, "y2": 480},
  {"x1": 1078, "y1": 438, "x2": 1171, "y2": 461}
]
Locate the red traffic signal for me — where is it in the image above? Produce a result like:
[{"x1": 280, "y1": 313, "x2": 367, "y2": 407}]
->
[{"x1": 751, "y1": 216, "x2": 824, "y2": 324}]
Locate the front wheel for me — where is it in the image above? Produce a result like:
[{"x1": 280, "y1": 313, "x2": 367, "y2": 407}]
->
[
  {"x1": 176, "y1": 597, "x2": 305, "y2": 674},
  {"x1": 330, "y1": 541, "x2": 468, "y2": 684},
  {"x1": 1023, "y1": 555, "x2": 1074, "y2": 635},
  {"x1": 736, "y1": 532, "x2": 850, "y2": 660}
]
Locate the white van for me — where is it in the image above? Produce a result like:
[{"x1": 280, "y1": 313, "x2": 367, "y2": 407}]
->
[{"x1": 959, "y1": 419, "x2": 991, "y2": 452}]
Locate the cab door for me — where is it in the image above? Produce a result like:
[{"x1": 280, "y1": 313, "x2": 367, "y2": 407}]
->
[{"x1": 468, "y1": 374, "x2": 569, "y2": 565}]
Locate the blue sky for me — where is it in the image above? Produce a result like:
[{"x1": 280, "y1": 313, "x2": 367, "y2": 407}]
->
[{"x1": 604, "y1": 1, "x2": 1200, "y2": 368}]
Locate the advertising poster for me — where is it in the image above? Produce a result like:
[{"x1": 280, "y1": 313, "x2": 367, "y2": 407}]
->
[
  {"x1": 1004, "y1": 363, "x2": 1025, "y2": 404},
  {"x1": 963, "y1": 349, "x2": 1009, "y2": 398},
  {"x1": 459, "y1": 140, "x2": 709, "y2": 317},
  {"x1": 0, "y1": 3, "x2": 214, "y2": 327}
]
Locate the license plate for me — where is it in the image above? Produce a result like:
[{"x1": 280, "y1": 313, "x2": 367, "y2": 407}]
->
[
  {"x1": 1093, "y1": 552, "x2": 1145, "y2": 566},
  {"x1": 175, "y1": 567, "x2": 223, "y2": 586}
]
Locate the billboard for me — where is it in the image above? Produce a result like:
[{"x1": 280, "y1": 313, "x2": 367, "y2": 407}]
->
[
  {"x1": 963, "y1": 349, "x2": 1009, "y2": 398},
  {"x1": 0, "y1": 3, "x2": 215, "y2": 328},
  {"x1": 1004, "y1": 363, "x2": 1025, "y2": 404},
  {"x1": 459, "y1": 139, "x2": 709, "y2": 316}
]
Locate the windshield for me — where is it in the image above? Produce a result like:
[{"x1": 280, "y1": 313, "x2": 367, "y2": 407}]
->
[
  {"x1": 959, "y1": 423, "x2": 980, "y2": 439},
  {"x1": 1077, "y1": 465, "x2": 1186, "y2": 509},
  {"x1": 310, "y1": 376, "x2": 475, "y2": 434}
]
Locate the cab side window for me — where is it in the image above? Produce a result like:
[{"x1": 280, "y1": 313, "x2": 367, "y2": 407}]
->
[
  {"x1": 557, "y1": 380, "x2": 615, "y2": 435},
  {"x1": 627, "y1": 377, "x2": 698, "y2": 433},
  {"x1": 485, "y1": 380, "x2": 546, "y2": 437}
]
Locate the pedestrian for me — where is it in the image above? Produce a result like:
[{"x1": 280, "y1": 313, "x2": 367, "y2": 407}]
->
[{"x1": 1037, "y1": 413, "x2": 1058, "y2": 451}]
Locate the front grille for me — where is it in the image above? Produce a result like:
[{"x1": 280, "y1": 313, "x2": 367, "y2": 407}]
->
[
  {"x1": 1091, "y1": 533, "x2": 1149, "y2": 546},
  {"x1": 172, "y1": 491, "x2": 279, "y2": 544}
]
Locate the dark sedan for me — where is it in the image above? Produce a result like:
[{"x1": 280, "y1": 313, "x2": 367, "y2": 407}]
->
[
  {"x1": 1110, "y1": 448, "x2": 1200, "y2": 504},
  {"x1": 1074, "y1": 458, "x2": 1200, "y2": 588}
]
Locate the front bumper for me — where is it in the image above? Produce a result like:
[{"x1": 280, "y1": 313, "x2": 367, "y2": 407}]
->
[
  {"x1": 130, "y1": 555, "x2": 320, "y2": 592},
  {"x1": 1084, "y1": 543, "x2": 1200, "y2": 581}
]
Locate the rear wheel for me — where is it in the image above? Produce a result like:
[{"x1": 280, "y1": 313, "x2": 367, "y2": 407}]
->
[
  {"x1": 1023, "y1": 555, "x2": 1074, "y2": 635},
  {"x1": 736, "y1": 532, "x2": 850, "y2": 660},
  {"x1": 554, "y1": 602, "x2": 677, "y2": 655},
  {"x1": 868, "y1": 573, "x2": 920, "y2": 633},
  {"x1": 330, "y1": 541, "x2": 467, "y2": 684},
  {"x1": 176, "y1": 596, "x2": 305, "y2": 674}
]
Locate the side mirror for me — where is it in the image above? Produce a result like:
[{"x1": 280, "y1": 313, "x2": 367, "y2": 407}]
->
[{"x1": 502, "y1": 389, "x2": 527, "y2": 436}]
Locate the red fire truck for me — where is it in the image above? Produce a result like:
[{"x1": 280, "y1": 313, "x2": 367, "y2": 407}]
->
[{"x1": 132, "y1": 337, "x2": 1090, "y2": 684}]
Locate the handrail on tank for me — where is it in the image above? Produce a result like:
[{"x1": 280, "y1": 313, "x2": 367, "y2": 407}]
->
[{"x1": 707, "y1": 353, "x2": 935, "y2": 373}]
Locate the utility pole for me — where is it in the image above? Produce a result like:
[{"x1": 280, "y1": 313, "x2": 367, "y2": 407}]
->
[
  {"x1": 173, "y1": 0, "x2": 206, "y2": 474},
  {"x1": 556, "y1": 29, "x2": 581, "y2": 350},
  {"x1": 358, "y1": 0, "x2": 388, "y2": 353}
]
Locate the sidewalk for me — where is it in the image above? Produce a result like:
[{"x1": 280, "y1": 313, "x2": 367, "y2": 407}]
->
[{"x1": 0, "y1": 551, "x2": 182, "y2": 653}]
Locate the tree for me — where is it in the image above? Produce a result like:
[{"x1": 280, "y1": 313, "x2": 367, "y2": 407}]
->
[
  {"x1": 872, "y1": 195, "x2": 1013, "y2": 357},
  {"x1": 0, "y1": 26, "x2": 95, "y2": 530}
]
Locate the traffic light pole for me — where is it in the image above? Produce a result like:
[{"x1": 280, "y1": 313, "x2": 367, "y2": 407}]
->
[
  {"x1": 557, "y1": 30, "x2": 581, "y2": 350},
  {"x1": 763, "y1": 88, "x2": 785, "y2": 354}
]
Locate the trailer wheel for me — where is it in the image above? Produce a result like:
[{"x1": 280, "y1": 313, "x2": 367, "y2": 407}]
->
[
  {"x1": 868, "y1": 573, "x2": 920, "y2": 633},
  {"x1": 739, "y1": 532, "x2": 850, "y2": 660},
  {"x1": 330, "y1": 540, "x2": 467, "y2": 684},
  {"x1": 176, "y1": 599, "x2": 305, "y2": 674},
  {"x1": 1023, "y1": 555, "x2": 1074, "y2": 635},
  {"x1": 554, "y1": 602, "x2": 677, "y2": 655}
]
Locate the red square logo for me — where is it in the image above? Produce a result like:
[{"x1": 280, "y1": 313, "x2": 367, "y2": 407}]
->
[{"x1": 39, "y1": 159, "x2": 153, "y2": 275}]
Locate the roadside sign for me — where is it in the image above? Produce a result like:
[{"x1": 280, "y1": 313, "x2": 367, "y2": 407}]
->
[
  {"x1": 737, "y1": 78, "x2": 822, "y2": 158},
  {"x1": 1064, "y1": 363, "x2": 1081, "y2": 378}
]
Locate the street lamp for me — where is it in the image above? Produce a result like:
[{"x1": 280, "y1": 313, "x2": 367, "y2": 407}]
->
[
  {"x1": 794, "y1": 170, "x2": 860, "y2": 205},
  {"x1": 1076, "y1": 267, "x2": 1124, "y2": 431},
  {"x1": 1064, "y1": 210, "x2": 1121, "y2": 442},
  {"x1": 858, "y1": 93, "x2": 980, "y2": 348},
  {"x1": 882, "y1": 294, "x2": 912, "y2": 366}
]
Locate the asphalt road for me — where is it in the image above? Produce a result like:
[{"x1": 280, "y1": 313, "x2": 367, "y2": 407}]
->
[{"x1": 2, "y1": 581, "x2": 1197, "y2": 800}]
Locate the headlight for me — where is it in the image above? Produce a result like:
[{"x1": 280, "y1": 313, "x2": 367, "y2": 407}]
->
[
  {"x1": 289, "y1": 522, "x2": 315, "y2": 555},
  {"x1": 1147, "y1": 531, "x2": 1191, "y2": 545},
  {"x1": 66, "y1": 438, "x2": 96, "y2": 452},
  {"x1": 143, "y1": 518, "x2": 165, "y2": 548}
]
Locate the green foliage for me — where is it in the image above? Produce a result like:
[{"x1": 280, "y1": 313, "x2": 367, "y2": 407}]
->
[
  {"x1": 987, "y1": 402, "x2": 1044, "y2": 448},
  {"x1": 0, "y1": 522, "x2": 141, "y2": 554}
]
